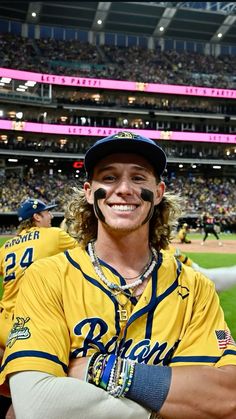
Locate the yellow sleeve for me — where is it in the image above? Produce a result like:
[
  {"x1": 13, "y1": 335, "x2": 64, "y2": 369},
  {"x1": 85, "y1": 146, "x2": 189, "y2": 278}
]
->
[
  {"x1": 170, "y1": 272, "x2": 236, "y2": 368},
  {"x1": 177, "y1": 254, "x2": 193, "y2": 267},
  {"x1": 58, "y1": 228, "x2": 78, "y2": 251},
  {"x1": 0, "y1": 257, "x2": 70, "y2": 384},
  {"x1": 0, "y1": 244, "x2": 4, "y2": 276}
]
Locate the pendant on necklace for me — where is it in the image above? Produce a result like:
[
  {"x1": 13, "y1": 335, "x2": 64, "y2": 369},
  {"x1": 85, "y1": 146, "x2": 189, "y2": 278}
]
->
[{"x1": 118, "y1": 309, "x2": 128, "y2": 321}]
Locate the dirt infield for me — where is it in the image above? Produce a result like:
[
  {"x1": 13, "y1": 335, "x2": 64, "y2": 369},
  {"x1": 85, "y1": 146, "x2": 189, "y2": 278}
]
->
[{"x1": 172, "y1": 239, "x2": 236, "y2": 254}]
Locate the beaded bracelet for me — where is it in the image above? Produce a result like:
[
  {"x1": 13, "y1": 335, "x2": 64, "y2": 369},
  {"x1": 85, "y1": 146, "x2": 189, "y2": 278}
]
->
[
  {"x1": 87, "y1": 353, "x2": 136, "y2": 399},
  {"x1": 86, "y1": 352, "x2": 102, "y2": 383},
  {"x1": 123, "y1": 359, "x2": 135, "y2": 397},
  {"x1": 107, "y1": 356, "x2": 122, "y2": 395},
  {"x1": 93, "y1": 354, "x2": 107, "y2": 386},
  {"x1": 107, "y1": 357, "x2": 136, "y2": 398}
]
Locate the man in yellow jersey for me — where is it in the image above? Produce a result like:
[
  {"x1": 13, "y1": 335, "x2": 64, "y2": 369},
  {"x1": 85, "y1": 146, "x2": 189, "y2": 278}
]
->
[
  {"x1": 177, "y1": 223, "x2": 191, "y2": 243},
  {"x1": 0, "y1": 132, "x2": 236, "y2": 419},
  {"x1": 0, "y1": 198, "x2": 78, "y2": 417}
]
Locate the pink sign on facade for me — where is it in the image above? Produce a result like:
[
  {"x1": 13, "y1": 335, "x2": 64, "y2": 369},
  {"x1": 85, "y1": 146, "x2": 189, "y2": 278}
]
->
[
  {"x1": 1, "y1": 120, "x2": 236, "y2": 144},
  {"x1": 1, "y1": 67, "x2": 236, "y2": 99}
]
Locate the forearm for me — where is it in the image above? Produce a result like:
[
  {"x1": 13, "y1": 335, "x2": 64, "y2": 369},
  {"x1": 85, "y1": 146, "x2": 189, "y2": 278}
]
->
[
  {"x1": 160, "y1": 365, "x2": 236, "y2": 419},
  {"x1": 72, "y1": 356, "x2": 236, "y2": 419},
  {"x1": 9, "y1": 371, "x2": 150, "y2": 419}
]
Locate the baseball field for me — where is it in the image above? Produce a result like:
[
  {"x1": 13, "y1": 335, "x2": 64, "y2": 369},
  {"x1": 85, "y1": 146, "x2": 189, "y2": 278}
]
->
[{"x1": 0, "y1": 233, "x2": 236, "y2": 338}]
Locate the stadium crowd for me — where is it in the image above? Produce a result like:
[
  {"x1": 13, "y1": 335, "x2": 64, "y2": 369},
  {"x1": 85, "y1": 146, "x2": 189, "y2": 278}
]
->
[
  {"x1": 1, "y1": 34, "x2": 236, "y2": 88},
  {"x1": 0, "y1": 33, "x2": 235, "y2": 233},
  {"x1": 0, "y1": 171, "x2": 235, "y2": 218}
]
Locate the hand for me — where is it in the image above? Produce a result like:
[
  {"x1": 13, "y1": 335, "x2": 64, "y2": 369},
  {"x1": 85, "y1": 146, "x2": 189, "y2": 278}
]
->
[
  {"x1": 68, "y1": 356, "x2": 90, "y2": 380},
  {"x1": 6, "y1": 404, "x2": 15, "y2": 419}
]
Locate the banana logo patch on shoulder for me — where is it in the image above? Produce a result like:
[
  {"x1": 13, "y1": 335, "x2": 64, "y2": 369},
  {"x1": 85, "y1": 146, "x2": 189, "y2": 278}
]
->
[{"x1": 6, "y1": 317, "x2": 31, "y2": 348}]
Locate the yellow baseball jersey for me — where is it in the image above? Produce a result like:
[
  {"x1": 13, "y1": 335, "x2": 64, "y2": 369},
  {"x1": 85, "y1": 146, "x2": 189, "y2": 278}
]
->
[
  {"x1": 0, "y1": 247, "x2": 235, "y2": 384},
  {"x1": 0, "y1": 227, "x2": 78, "y2": 347}
]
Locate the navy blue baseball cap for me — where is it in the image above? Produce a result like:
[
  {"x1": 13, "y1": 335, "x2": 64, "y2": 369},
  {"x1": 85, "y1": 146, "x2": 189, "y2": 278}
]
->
[
  {"x1": 17, "y1": 198, "x2": 57, "y2": 221},
  {"x1": 84, "y1": 131, "x2": 166, "y2": 177}
]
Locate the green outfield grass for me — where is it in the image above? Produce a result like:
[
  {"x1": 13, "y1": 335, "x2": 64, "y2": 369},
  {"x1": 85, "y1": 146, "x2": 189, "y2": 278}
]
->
[
  {"x1": 187, "y1": 232, "x2": 236, "y2": 241},
  {"x1": 187, "y1": 252, "x2": 236, "y2": 339},
  {"x1": 0, "y1": 235, "x2": 236, "y2": 338}
]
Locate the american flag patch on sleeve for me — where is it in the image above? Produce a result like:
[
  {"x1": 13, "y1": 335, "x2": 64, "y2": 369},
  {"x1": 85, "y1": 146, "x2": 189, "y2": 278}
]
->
[{"x1": 215, "y1": 330, "x2": 236, "y2": 349}]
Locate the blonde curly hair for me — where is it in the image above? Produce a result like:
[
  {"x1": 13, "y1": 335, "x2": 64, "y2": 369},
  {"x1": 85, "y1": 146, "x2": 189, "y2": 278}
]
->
[
  {"x1": 63, "y1": 185, "x2": 183, "y2": 252},
  {"x1": 17, "y1": 218, "x2": 36, "y2": 234}
]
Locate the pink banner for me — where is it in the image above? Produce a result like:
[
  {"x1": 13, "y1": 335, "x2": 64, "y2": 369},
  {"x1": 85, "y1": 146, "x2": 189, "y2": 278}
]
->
[
  {"x1": 1, "y1": 67, "x2": 236, "y2": 99},
  {"x1": 1, "y1": 119, "x2": 235, "y2": 144}
]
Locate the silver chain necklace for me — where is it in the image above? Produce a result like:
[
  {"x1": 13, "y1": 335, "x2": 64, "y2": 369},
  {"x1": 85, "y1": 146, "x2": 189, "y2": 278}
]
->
[{"x1": 88, "y1": 240, "x2": 158, "y2": 293}]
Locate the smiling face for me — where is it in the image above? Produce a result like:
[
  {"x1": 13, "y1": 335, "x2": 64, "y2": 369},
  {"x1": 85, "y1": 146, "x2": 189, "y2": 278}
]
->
[{"x1": 84, "y1": 153, "x2": 165, "y2": 236}]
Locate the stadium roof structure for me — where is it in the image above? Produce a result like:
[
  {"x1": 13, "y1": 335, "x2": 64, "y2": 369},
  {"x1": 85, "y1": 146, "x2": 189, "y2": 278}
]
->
[{"x1": 1, "y1": 1, "x2": 236, "y2": 45}]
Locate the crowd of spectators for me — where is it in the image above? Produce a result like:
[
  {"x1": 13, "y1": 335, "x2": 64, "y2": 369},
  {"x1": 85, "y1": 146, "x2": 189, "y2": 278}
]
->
[
  {"x1": 0, "y1": 171, "x2": 235, "y2": 218},
  {"x1": 1, "y1": 34, "x2": 236, "y2": 88},
  {"x1": 2, "y1": 92, "x2": 235, "y2": 117},
  {"x1": 55, "y1": 92, "x2": 235, "y2": 116},
  {"x1": 165, "y1": 174, "x2": 236, "y2": 216},
  {"x1": 0, "y1": 34, "x2": 235, "y2": 232}
]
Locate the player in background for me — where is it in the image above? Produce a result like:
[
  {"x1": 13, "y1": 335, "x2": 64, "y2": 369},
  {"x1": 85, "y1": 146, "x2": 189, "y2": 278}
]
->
[
  {"x1": 177, "y1": 223, "x2": 191, "y2": 243},
  {"x1": 0, "y1": 132, "x2": 235, "y2": 419},
  {"x1": 201, "y1": 212, "x2": 222, "y2": 245},
  {"x1": 0, "y1": 198, "x2": 78, "y2": 418}
]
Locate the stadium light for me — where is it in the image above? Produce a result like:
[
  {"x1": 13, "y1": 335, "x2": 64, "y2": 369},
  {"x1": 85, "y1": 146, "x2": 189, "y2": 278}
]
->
[
  {"x1": 32, "y1": 12, "x2": 37, "y2": 18},
  {"x1": 159, "y1": 26, "x2": 165, "y2": 32},
  {"x1": 1, "y1": 78, "x2": 11, "y2": 83},
  {"x1": 213, "y1": 165, "x2": 221, "y2": 169},
  {"x1": 217, "y1": 33, "x2": 223, "y2": 38},
  {"x1": 25, "y1": 81, "x2": 36, "y2": 87},
  {"x1": 97, "y1": 19, "x2": 103, "y2": 25},
  {"x1": 8, "y1": 158, "x2": 18, "y2": 162}
]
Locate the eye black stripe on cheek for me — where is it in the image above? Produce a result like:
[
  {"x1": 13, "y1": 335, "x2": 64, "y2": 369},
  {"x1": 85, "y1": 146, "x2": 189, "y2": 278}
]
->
[
  {"x1": 141, "y1": 188, "x2": 154, "y2": 225},
  {"x1": 94, "y1": 188, "x2": 106, "y2": 223}
]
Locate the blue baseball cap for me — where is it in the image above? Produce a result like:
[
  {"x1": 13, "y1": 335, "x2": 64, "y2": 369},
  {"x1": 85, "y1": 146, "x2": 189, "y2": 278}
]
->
[
  {"x1": 84, "y1": 131, "x2": 166, "y2": 177},
  {"x1": 17, "y1": 198, "x2": 57, "y2": 221}
]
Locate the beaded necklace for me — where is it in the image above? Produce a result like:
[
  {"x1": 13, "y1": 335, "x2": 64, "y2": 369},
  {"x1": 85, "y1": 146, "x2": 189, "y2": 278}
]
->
[
  {"x1": 88, "y1": 240, "x2": 158, "y2": 293},
  {"x1": 88, "y1": 240, "x2": 158, "y2": 322}
]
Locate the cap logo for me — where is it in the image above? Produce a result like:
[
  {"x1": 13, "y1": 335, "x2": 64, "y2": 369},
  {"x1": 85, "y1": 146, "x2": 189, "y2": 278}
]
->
[
  {"x1": 113, "y1": 131, "x2": 138, "y2": 140},
  {"x1": 32, "y1": 200, "x2": 38, "y2": 209}
]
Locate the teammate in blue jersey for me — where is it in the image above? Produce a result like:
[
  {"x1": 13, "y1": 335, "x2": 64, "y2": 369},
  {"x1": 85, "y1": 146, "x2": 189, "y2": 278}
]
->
[{"x1": 0, "y1": 131, "x2": 236, "y2": 419}]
